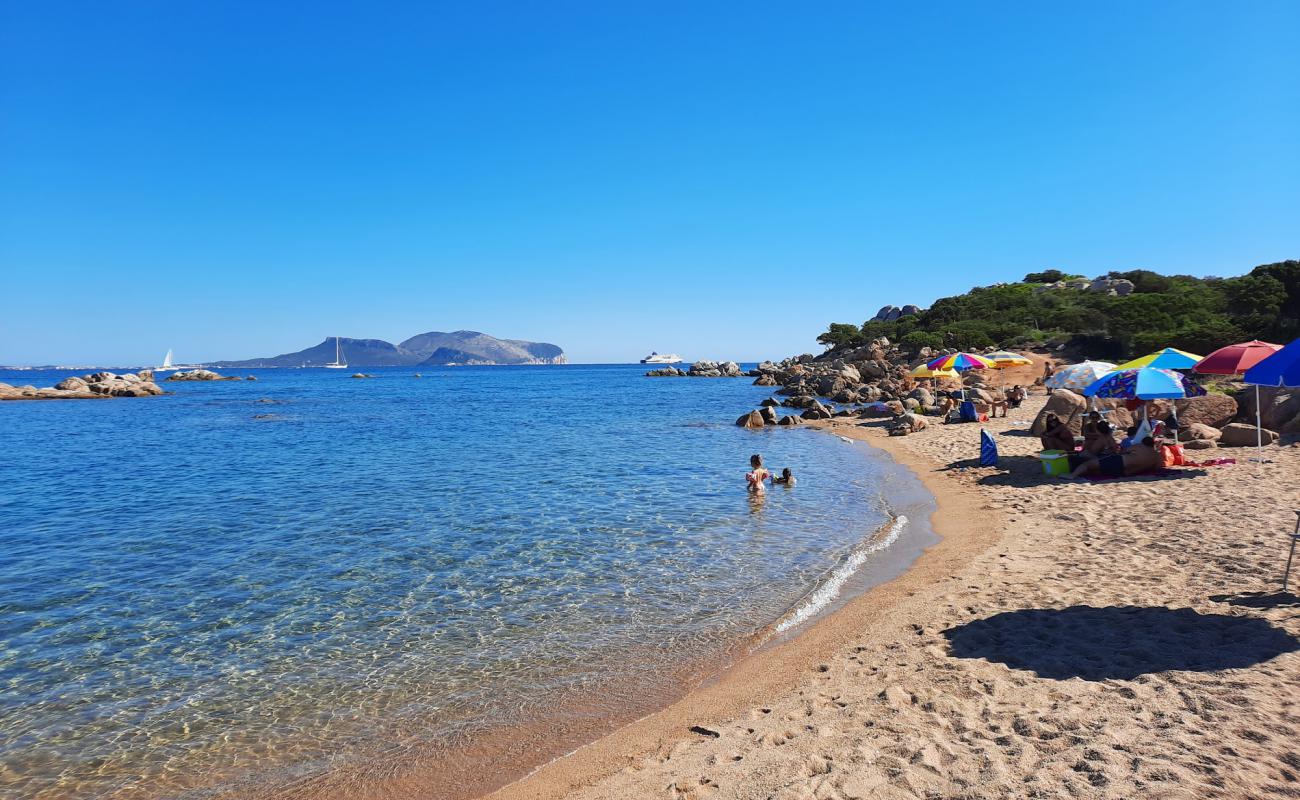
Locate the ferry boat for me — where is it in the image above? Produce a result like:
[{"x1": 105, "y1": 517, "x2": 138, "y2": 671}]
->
[{"x1": 640, "y1": 352, "x2": 683, "y2": 364}]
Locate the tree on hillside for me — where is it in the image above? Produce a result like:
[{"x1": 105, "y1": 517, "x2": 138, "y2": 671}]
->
[{"x1": 817, "y1": 322, "x2": 863, "y2": 349}]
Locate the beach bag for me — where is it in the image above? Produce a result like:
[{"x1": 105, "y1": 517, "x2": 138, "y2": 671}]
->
[{"x1": 980, "y1": 429, "x2": 998, "y2": 466}]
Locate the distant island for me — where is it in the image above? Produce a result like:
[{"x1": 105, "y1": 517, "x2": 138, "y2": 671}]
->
[{"x1": 213, "y1": 330, "x2": 566, "y2": 368}]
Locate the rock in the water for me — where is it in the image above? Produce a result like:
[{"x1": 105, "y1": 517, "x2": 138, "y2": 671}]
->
[
  {"x1": 777, "y1": 414, "x2": 805, "y2": 426},
  {"x1": 646, "y1": 367, "x2": 684, "y2": 377},
  {"x1": 758, "y1": 406, "x2": 778, "y2": 425},
  {"x1": 1174, "y1": 393, "x2": 1237, "y2": 428},
  {"x1": 3, "y1": 371, "x2": 164, "y2": 401},
  {"x1": 760, "y1": 397, "x2": 779, "y2": 407},
  {"x1": 753, "y1": 374, "x2": 778, "y2": 386},
  {"x1": 1219, "y1": 423, "x2": 1278, "y2": 447},
  {"x1": 736, "y1": 410, "x2": 766, "y2": 429},
  {"x1": 54, "y1": 376, "x2": 89, "y2": 392},
  {"x1": 166, "y1": 369, "x2": 233, "y2": 382},
  {"x1": 351, "y1": 373, "x2": 372, "y2": 379},
  {"x1": 247, "y1": 375, "x2": 258, "y2": 381},
  {"x1": 801, "y1": 401, "x2": 833, "y2": 421}
]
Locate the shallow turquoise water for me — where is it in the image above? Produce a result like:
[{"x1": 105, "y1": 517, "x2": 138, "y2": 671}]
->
[{"x1": 0, "y1": 365, "x2": 917, "y2": 798}]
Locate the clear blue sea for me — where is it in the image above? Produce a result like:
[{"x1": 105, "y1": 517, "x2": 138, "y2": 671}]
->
[{"x1": 0, "y1": 364, "x2": 934, "y2": 799}]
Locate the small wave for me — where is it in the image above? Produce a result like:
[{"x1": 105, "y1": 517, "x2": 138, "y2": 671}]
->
[{"x1": 773, "y1": 515, "x2": 909, "y2": 634}]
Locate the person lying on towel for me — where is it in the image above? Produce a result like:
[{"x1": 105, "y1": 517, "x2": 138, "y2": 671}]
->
[{"x1": 1064, "y1": 436, "x2": 1161, "y2": 480}]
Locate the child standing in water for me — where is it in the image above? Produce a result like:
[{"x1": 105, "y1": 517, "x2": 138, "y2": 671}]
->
[{"x1": 746, "y1": 454, "x2": 771, "y2": 494}]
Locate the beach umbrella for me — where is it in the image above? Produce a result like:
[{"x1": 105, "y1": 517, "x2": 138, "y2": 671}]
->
[
  {"x1": 1083, "y1": 367, "x2": 1206, "y2": 433},
  {"x1": 1243, "y1": 336, "x2": 1300, "y2": 388},
  {"x1": 908, "y1": 364, "x2": 959, "y2": 379},
  {"x1": 985, "y1": 351, "x2": 1033, "y2": 367},
  {"x1": 984, "y1": 351, "x2": 1033, "y2": 389},
  {"x1": 926, "y1": 352, "x2": 996, "y2": 372},
  {"x1": 1082, "y1": 367, "x2": 1207, "y2": 400},
  {"x1": 1195, "y1": 340, "x2": 1283, "y2": 457},
  {"x1": 1244, "y1": 337, "x2": 1300, "y2": 457},
  {"x1": 1045, "y1": 361, "x2": 1117, "y2": 393},
  {"x1": 1114, "y1": 347, "x2": 1204, "y2": 371},
  {"x1": 926, "y1": 352, "x2": 994, "y2": 401}
]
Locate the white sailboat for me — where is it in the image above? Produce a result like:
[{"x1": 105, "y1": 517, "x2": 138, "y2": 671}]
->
[
  {"x1": 156, "y1": 349, "x2": 178, "y2": 372},
  {"x1": 324, "y1": 336, "x2": 348, "y2": 369}
]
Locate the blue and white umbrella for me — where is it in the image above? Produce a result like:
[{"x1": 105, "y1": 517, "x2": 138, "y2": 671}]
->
[{"x1": 1082, "y1": 367, "x2": 1206, "y2": 400}]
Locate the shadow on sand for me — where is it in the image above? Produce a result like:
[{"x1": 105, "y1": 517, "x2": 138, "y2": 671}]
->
[
  {"x1": 943, "y1": 605, "x2": 1300, "y2": 680},
  {"x1": 1211, "y1": 591, "x2": 1300, "y2": 610}
]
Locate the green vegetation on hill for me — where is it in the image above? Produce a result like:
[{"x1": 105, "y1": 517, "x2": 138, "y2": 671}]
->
[{"x1": 818, "y1": 261, "x2": 1300, "y2": 360}]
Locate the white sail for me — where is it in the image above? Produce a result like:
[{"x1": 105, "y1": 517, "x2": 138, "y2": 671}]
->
[
  {"x1": 162, "y1": 350, "x2": 173, "y2": 368},
  {"x1": 325, "y1": 336, "x2": 348, "y2": 368}
]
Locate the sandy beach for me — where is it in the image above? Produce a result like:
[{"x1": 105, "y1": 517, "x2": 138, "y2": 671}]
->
[{"x1": 490, "y1": 393, "x2": 1300, "y2": 800}]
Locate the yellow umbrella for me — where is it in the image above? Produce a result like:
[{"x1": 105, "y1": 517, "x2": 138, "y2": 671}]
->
[
  {"x1": 1114, "y1": 347, "x2": 1203, "y2": 371},
  {"x1": 909, "y1": 365, "x2": 959, "y2": 379},
  {"x1": 985, "y1": 350, "x2": 1033, "y2": 367}
]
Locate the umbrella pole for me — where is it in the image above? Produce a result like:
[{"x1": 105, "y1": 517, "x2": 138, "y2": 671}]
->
[
  {"x1": 1256, "y1": 384, "x2": 1264, "y2": 462},
  {"x1": 1283, "y1": 511, "x2": 1300, "y2": 594}
]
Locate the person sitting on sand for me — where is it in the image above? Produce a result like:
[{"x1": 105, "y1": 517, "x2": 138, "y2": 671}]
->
[
  {"x1": 772, "y1": 467, "x2": 796, "y2": 486},
  {"x1": 1068, "y1": 420, "x2": 1119, "y2": 470},
  {"x1": 1080, "y1": 411, "x2": 1103, "y2": 447},
  {"x1": 746, "y1": 454, "x2": 771, "y2": 494},
  {"x1": 1007, "y1": 385, "x2": 1025, "y2": 408},
  {"x1": 1039, "y1": 414, "x2": 1075, "y2": 452},
  {"x1": 1066, "y1": 436, "x2": 1161, "y2": 479}
]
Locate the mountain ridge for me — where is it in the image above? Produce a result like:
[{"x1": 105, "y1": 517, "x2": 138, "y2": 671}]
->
[{"x1": 212, "y1": 330, "x2": 567, "y2": 368}]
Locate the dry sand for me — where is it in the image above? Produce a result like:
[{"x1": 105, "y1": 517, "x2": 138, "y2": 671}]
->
[{"x1": 489, "y1": 394, "x2": 1300, "y2": 800}]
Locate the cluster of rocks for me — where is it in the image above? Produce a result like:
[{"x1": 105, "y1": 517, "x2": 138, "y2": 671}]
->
[
  {"x1": 733, "y1": 337, "x2": 998, "y2": 433},
  {"x1": 166, "y1": 369, "x2": 240, "y2": 382},
  {"x1": 1030, "y1": 386, "x2": 1296, "y2": 449},
  {"x1": 1032, "y1": 277, "x2": 1135, "y2": 296},
  {"x1": 646, "y1": 360, "x2": 744, "y2": 378},
  {"x1": 0, "y1": 370, "x2": 167, "y2": 401},
  {"x1": 870, "y1": 304, "x2": 922, "y2": 322}
]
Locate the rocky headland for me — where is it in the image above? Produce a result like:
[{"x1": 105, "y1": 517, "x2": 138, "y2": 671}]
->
[
  {"x1": 0, "y1": 370, "x2": 167, "y2": 401},
  {"x1": 215, "y1": 330, "x2": 566, "y2": 368}
]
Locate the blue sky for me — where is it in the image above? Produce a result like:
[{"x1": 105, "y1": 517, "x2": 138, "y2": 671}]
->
[{"x1": 2, "y1": 2, "x2": 1297, "y2": 365}]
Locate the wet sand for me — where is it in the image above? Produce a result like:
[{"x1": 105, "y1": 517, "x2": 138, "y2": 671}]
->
[{"x1": 488, "y1": 394, "x2": 1300, "y2": 800}]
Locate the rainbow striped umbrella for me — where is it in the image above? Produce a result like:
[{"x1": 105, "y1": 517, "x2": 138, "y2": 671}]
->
[
  {"x1": 926, "y1": 352, "x2": 995, "y2": 372},
  {"x1": 1114, "y1": 347, "x2": 1203, "y2": 371},
  {"x1": 1082, "y1": 367, "x2": 1207, "y2": 400}
]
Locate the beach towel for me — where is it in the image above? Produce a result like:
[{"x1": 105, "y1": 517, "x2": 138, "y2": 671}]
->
[
  {"x1": 1083, "y1": 468, "x2": 1181, "y2": 482},
  {"x1": 1183, "y1": 458, "x2": 1237, "y2": 468},
  {"x1": 980, "y1": 429, "x2": 998, "y2": 466}
]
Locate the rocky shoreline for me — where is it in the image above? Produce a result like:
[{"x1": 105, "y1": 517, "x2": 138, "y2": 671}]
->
[
  {"x1": 727, "y1": 338, "x2": 1298, "y2": 448},
  {"x1": 0, "y1": 370, "x2": 167, "y2": 401},
  {"x1": 0, "y1": 367, "x2": 255, "y2": 401}
]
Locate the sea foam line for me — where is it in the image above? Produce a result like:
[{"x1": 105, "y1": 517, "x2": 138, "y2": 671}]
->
[{"x1": 773, "y1": 514, "x2": 909, "y2": 634}]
